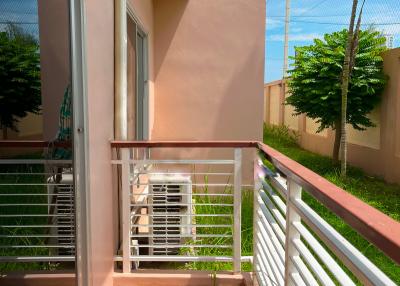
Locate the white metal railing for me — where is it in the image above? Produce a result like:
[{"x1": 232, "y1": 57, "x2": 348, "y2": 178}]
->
[
  {"x1": 0, "y1": 158, "x2": 75, "y2": 266},
  {"x1": 254, "y1": 156, "x2": 397, "y2": 286},
  {"x1": 111, "y1": 141, "x2": 399, "y2": 286},
  {"x1": 112, "y1": 146, "x2": 249, "y2": 273}
]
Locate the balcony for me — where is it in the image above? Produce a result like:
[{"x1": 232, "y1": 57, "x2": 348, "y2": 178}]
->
[{"x1": 0, "y1": 140, "x2": 399, "y2": 285}]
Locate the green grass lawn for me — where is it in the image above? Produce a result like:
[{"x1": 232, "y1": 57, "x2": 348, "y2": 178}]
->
[
  {"x1": 170, "y1": 185, "x2": 253, "y2": 272},
  {"x1": 0, "y1": 153, "x2": 70, "y2": 272},
  {"x1": 263, "y1": 124, "x2": 400, "y2": 284},
  {"x1": 0, "y1": 162, "x2": 53, "y2": 272}
]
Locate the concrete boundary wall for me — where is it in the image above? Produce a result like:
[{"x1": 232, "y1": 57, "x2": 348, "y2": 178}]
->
[{"x1": 264, "y1": 48, "x2": 400, "y2": 184}]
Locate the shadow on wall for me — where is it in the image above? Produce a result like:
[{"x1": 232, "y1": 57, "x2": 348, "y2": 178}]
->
[
  {"x1": 38, "y1": 0, "x2": 71, "y2": 141},
  {"x1": 154, "y1": 0, "x2": 188, "y2": 79}
]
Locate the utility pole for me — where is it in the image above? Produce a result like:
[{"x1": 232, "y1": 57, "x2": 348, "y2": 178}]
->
[{"x1": 283, "y1": 0, "x2": 291, "y2": 78}]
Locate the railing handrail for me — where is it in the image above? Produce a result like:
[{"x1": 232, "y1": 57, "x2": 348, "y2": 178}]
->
[
  {"x1": 111, "y1": 140, "x2": 400, "y2": 265},
  {"x1": 257, "y1": 142, "x2": 400, "y2": 265},
  {"x1": 0, "y1": 140, "x2": 71, "y2": 148}
]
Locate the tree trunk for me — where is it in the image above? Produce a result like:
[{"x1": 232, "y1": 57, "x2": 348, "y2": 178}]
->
[
  {"x1": 2, "y1": 126, "x2": 7, "y2": 140},
  {"x1": 333, "y1": 120, "x2": 341, "y2": 163},
  {"x1": 340, "y1": 0, "x2": 359, "y2": 177}
]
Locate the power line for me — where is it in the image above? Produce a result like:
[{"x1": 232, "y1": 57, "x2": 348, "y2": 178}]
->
[
  {"x1": 268, "y1": 15, "x2": 349, "y2": 18},
  {"x1": 267, "y1": 18, "x2": 400, "y2": 26},
  {"x1": 291, "y1": 20, "x2": 400, "y2": 26},
  {"x1": 296, "y1": 0, "x2": 330, "y2": 17}
]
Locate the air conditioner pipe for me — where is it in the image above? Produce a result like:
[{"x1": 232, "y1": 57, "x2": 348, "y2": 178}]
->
[{"x1": 114, "y1": 0, "x2": 128, "y2": 140}]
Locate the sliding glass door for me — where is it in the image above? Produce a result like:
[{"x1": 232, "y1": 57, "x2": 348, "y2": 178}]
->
[{"x1": 127, "y1": 13, "x2": 148, "y2": 140}]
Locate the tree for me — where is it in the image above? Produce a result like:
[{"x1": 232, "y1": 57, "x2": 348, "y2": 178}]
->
[
  {"x1": 286, "y1": 28, "x2": 387, "y2": 162},
  {"x1": 0, "y1": 24, "x2": 41, "y2": 139},
  {"x1": 340, "y1": 0, "x2": 364, "y2": 176}
]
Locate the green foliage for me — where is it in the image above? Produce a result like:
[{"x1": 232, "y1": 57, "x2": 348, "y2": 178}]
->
[
  {"x1": 0, "y1": 24, "x2": 41, "y2": 133},
  {"x1": 286, "y1": 29, "x2": 387, "y2": 132},
  {"x1": 263, "y1": 124, "x2": 299, "y2": 147}
]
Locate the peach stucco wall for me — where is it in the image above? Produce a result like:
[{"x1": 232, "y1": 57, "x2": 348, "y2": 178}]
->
[
  {"x1": 264, "y1": 48, "x2": 400, "y2": 184},
  {"x1": 85, "y1": 0, "x2": 115, "y2": 285},
  {"x1": 152, "y1": 0, "x2": 265, "y2": 180},
  {"x1": 152, "y1": 0, "x2": 265, "y2": 142}
]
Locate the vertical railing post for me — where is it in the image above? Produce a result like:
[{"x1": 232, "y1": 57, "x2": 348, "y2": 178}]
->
[
  {"x1": 284, "y1": 179, "x2": 302, "y2": 285},
  {"x1": 233, "y1": 148, "x2": 242, "y2": 273},
  {"x1": 253, "y1": 159, "x2": 262, "y2": 280},
  {"x1": 121, "y1": 148, "x2": 131, "y2": 273}
]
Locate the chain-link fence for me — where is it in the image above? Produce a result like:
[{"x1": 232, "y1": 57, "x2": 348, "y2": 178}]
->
[
  {"x1": 265, "y1": 0, "x2": 400, "y2": 82},
  {"x1": 0, "y1": 0, "x2": 39, "y2": 38}
]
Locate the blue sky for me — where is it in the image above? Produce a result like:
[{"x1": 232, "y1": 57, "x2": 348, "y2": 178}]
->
[
  {"x1": 265, "y1": 0, "x2": 400, "y2": 82},
  {"x1": 1, "y1": 0, "x2": 399, "y2": 83},
  {"x1": 0, "y1": 0, "x2": 38, "y2": 37}
]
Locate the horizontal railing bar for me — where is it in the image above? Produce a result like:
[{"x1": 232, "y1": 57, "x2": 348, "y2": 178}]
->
[
  {"x1": 0, "y1": 214, "x2": 73, "y2": 217},
  {"x1": 130, "y1": 183, "x2": 252, "y2": 188},
  {"x1": 0, "y1": 234, "x2": 75, "y2": 238},
  {"x1": 255, "y1": 242, "x2": 283, "y2": 285},
  {"x1": 258, "y1": 171, "x2": 286, "y2": 197},
  {"x1": 292, "y1": 198, "x2": 396, "y2": 286},
  {"x1": 131, "y1": 192, "x2": 234, "y2": 196},
  {"x1": 0, "y1": 183, "x2": 72, "y2": 186},
  {"x1": 111, "y1": 140, "x2": 258, "y2": 148},
  {"x1": 0, "y1": 160, "x2": 72, "y2": 165},
  {"x1": 131, "y1": 244, "x2": 232, "y2": 248},
  {"x1": 257, "y1": 220, "x2": 284, "y2": 264},
  {"x1": 0, "y1": 256, "x2": 75, "y2": 262},
  {"x1": 255, "y1": 253, "x2": 275, "y2": 286},
  {"x1": 257, "y1": 211, "x2": 285, "y2": 251},
  {"x1": 0, "y1": 204, "x2": 74, "y2": 207},
  {"x1": 258, "y1": 163, "x2": 288, "y2": 198},
  {"x1": 136, "y1": 172, "x2": 233, "y2": 176},
  {"x1": 131, "y1": 234, "x2": 232, "y2": 238},
  {"x1": 258, "y1": 142, "x2": 400, "y2": 263},
  {"x1": 260, "y1": 177, "x2": 287, "y2": 212},
  {"x1": 254, "y1": 263, "x2": 272, "y2": 286},
  {"x1": 0, "y1": 225, "x2": 74, "y2": 228},
  {"x1": 292, "y1": 238, "x2": 336, "y2": 286},
  {"x1": 291, "y1": 272, "x2": 307, "y2": 286},
  {"x1": 0, "y1": 245, "x2": 75, "y2": 248},
  {"x1": 0, "y1": 173, "x2": 72, "y2": 175},
  {"x1": 291, "y1": 255, "x2": 318, "y2": 286},
  {"x1": 258, "y1": 193, "x2": 285, "y2": 230},
  {"x1": 112, "y1": 159, "x2": 234, "y2": 165},
  {"x1": 131, "y1": 203, "x2": 233, "y2": 207},
  {"x1": 0, "y1": 194, "x2": 73, "y2": 196},
  {"x1": 115, "y1": 256, "x2": 252, "y2": 262},
  {"x1": 256, "y1": 231, "x2": 285, "y2": 278},
  {"x1": 131, "y1": 214, "x2": 232, "y2": 217},
  {"x1": 257, "y1": 203, "x2": 285, "y2": 245},
  {"x1": 131, "y1": 183, "x2": 234, "y2": 187},
  {"x1": 132, "y1": 224, "x2": 232, "y2": 228},
  {"x1": 292, "y1": 220, "x2": 358, "y2": 286}
]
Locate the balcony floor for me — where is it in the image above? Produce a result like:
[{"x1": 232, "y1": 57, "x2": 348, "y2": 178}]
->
[{"x1": 0, "y1": 270, "x2": 253, "y2": 286}]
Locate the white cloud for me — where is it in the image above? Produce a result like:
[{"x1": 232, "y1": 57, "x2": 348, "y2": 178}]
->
[
  {"x1": 266, "y1": 18, "x2": 284, "y2": 31},
  {"x1": 268, "y1": 33, "x2": 323, "y2": 42},
  {"x1": 291, "y1": 27, "x2": 303, "y2": 33}
]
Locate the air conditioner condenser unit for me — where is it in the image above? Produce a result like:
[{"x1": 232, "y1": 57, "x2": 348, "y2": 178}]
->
[{"x1": 148, "y1": 175, "x2": 194, "y2": 256}]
